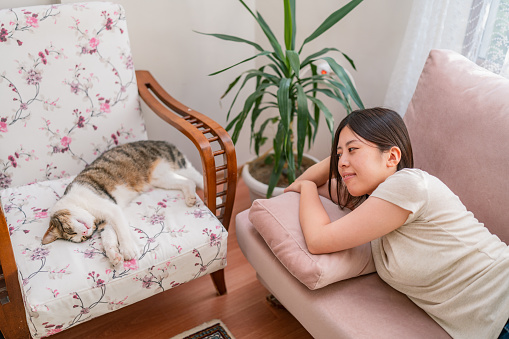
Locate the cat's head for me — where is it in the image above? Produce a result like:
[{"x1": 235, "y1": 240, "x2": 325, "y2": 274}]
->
[{"x1": 42, "y1": 207, "x2": 97, "y2": 244}]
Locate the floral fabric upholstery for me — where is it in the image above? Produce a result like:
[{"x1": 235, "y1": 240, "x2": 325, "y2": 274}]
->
[
  {"x1": 1, "y1": 177, "x2": 227, "y2": 338},
  {"x1": 0, "y1": 2, "x2": 228, "y2": 338},
  {"x1": 0, "y1": 2, "x2": 146, "y2": 189}
]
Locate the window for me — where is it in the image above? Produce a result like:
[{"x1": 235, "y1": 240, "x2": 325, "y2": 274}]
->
[{"x1": 463, "y1": 0, "x2": 509, "y2": 77}]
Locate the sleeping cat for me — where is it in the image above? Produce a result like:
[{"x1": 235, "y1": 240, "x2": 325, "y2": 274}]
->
[{"x1": 42, "y1": 140, "x2": 203, "y2": 266}]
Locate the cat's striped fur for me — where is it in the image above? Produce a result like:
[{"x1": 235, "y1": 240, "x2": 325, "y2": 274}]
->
[{"x1": 42, "y1": 140, "x2": 203, "y2": 266}]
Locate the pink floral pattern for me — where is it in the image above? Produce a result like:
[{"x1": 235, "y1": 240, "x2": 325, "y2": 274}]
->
[
  {"x1": 0, "y1": 3, "x2": 227, "y2": 338},
  {"x1": 0, "y1": 3, "x2": 146, "y2": 189},
  {"x1": 1, "y1": 176, "x2": 227, "y2": 338}
]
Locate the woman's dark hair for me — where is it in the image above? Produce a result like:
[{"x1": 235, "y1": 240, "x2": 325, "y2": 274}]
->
[{"x1": 328, "y1": 107, "x2": 414, "y2": 209}]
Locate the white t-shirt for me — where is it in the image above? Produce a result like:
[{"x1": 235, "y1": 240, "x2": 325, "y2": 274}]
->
[{"x1": 370, "y1": 168, "x2": 509, "y2": 339}]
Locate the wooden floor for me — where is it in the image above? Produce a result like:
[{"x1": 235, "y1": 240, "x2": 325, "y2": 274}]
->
[{"x1": 50, "y1": 178, "x2": 312, "y2": 339}]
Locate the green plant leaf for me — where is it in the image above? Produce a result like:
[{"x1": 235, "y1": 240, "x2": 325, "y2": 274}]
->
[
  {"x1": 225, "y1": 114, "x2": 242, "y2": 136},
  {"x1": 273, "y1": 121, "x2": 285, "y2": 164},
  {"x1": 307, "y1": 87, "x2": 349, "y2": 111},
  {"x1": 267, "y1": 54, "x2": 290, "y2": 76},
  {"x1": 301, "y1": 47, "x2": 340, "y2": 68},
  {"x1": 250, "y1": 92, "x2": 265, "y2": 152},
  {"x1": 277, "y1": 78, "x2": 292, "y2": 131},
  {"x1": 322, "y1": 56, "x2": 364, "y2": 110},
  {"x1": 194, "y1": 31, "x2": 264, "y2": 52},
  {"x1": 225, "y1": 69, "x2": 277, "y2": 121},
  {"x1": 265, "y1": 62, "x2": 283, "y2": 78},
  {"x1": 220, "y1": 74, "x2": 243, "y2": 100},
  {"x1": 253, "y1": 116, "x2": 278, "y2": 155},
  {"x1": 246, "y1": 69, "x2": 280, "y2": 85},
  {"x1": 311, "y1": 64, "x2": 321, "y2": 142},
  {"x1": 300, "y1": 0, "x2": 363, "y2": 53},
  {"x1": 307, "y1": 111, "x2": 318, "y2": 148},
  {"x1": 208, "y1": 51, "x2": 271, "y2": 76},
  {"x1": 301, "y1": 48, "x2": 357, "y2": 71},
  {"x1": 284, "y1": 0, "x2": 296, "y2": 51},
  {"x1": 323, "y1": 78, "x2": 353, "y2": 111},
  {"x1": 298, "y1": 76, "x2": 330, "y2": 89},
  {"x1": 286, "y1": 50, "x2": 301, "y2": 78},
  {"x1": 341, "y1": 52, "x2": 356, "y2": 71},
  {"x1": 252, "y1": 105, "x2": 277, "y2": 125},
  {"x1": 267, "y1": 157, "x2": 284, "y2": 198},
  {"x1": 307, "y1": 95, "x2": 334, "y2": 136},
  {"x1": 295, "y1": 83, "x2": 309, "y2": 165},
  {"x1": 225, "y1": 73, "x2": 257, "y2": 121},
  {"x1": 258, "y1": 12, "x2": 287, "y2": 66},
  {"x1": 267, "y1": 122, "x2": 286, "y2": 197},
  {"x1": 285, "y1": 141, "x2": 296, "y2": 183},
  {"x1": 251, "y1": 79, "x2": 271, "y2": 131},
  {"x1": 238, "y1": 0, "x2": 286, "y2": 65},
  {"x1": 222, "y1": 67, "x2": 278, "y2": 100},
  {"x1": 230, "y1": 81, "x2": 272, "y2": 143}
]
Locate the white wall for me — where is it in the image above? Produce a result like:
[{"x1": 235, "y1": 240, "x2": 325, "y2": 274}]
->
[{"x1": 0, "y1": 0, "x2": 413, "y2": 167}]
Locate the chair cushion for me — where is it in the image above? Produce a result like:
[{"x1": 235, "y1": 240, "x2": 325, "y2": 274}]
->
[
  {"x1": 403, "y1": 49, "x2": 509, "y2": 243},
  {"x1": 1, "y1": 177, "x2": 227, "y2": 338},
  {"x1": 0, "y1": 2, "x2": 147, "y2": 189},
  {"x1": 248, "y1": 192, "x2": 375, "y2": 290}
]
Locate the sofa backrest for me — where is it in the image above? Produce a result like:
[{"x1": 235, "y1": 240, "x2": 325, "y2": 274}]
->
[
  {"x1": 0, "y1": 2, "x2": 147, "y2": 189},
  {"x1": 404, "y1": 49, "x2": 509, "y2": 242}
]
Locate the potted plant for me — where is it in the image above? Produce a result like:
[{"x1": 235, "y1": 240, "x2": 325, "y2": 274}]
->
[{"x1": 200, "y1": 0, "x2": 364, "y2": 198}]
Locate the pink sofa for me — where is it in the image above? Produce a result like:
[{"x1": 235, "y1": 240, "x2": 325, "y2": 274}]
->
[{"x1": 236, "y1": 49, "x2": 509, "y2": 338}]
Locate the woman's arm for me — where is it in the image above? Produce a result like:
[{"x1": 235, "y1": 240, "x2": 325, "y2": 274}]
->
[
  {"x1": 297, "y1": 180, "x2": 411, "y2": 254},
  {"x1": 285, "y1": 156, "x2": 330, "y2": 193}
]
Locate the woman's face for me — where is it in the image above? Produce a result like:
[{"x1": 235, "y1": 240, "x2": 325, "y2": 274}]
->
[{"x1": 336, "y1": 126, "x2": 396, "y2": 196}]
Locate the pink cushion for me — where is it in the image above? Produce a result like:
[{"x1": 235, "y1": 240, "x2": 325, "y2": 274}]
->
[
  {"x1": 404, "y1": 49, "x2": 509, "y2": 243},
  {"x1": 248, "y1": 192, "x2": 375, "y2": 290}
]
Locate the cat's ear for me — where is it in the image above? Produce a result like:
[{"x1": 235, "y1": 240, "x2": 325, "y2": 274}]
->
[{"x1": 42, "y1": 217, "x2": 62, "y2": 245}]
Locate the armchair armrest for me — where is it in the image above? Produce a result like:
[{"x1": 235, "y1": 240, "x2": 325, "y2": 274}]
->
[
  {"x1": 136, "y1": 70, "x2": 237, "y2": 230},
  {"x1": 0, "y1": 205, "x2": 30, "y2": 338}
]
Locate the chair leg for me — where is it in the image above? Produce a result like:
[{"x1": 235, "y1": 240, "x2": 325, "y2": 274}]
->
[
  {"x1": 0, "y1": 300, "x2": 31, "y2": 339},
  {"x1": 0, "y1": 322, "x2": 31, "y2": 339},
  {"x1": 210, "y1": 269, "x2": 227, "y2": 296}
]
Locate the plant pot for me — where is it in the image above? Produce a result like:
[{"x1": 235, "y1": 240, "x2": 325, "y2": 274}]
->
[{"x1": 242, "y1": 154, "x2": 320, "y2": 202}]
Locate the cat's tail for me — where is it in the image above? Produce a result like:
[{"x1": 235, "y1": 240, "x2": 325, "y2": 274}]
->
[
  {"x1": 182, "y1": 159, "x2": 225, "y2": 207},
  {"x1": 182, "y1": 160, "x2": 204, "y2": 191}
]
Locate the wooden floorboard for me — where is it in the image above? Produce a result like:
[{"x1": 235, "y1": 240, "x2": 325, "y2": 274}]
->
[{"x1": 50, "y1": 178, "x2": 312, "y2": 339}]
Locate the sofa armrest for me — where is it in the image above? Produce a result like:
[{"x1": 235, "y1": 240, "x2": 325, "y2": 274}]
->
[{"x1": 136, "y1": 70, "x2": 237, "y2": 230}]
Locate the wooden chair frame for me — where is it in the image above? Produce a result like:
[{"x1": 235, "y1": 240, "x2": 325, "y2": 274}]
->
[{"x1": 0, "y1": 70, "x2": 237, "y2": 339}]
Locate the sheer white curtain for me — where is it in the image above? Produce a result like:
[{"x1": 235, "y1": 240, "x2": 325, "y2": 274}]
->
[
  {"x1": 383, "y1": 0, "x2": 474, "y2": 115},
  {"x1": 464, "y1": 0, "x2": 509, "y2": 77}
]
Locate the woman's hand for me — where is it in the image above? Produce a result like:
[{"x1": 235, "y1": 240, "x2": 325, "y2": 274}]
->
[
  {"x1": 284, "y1": 180, "x2": 304, "y2": 193},
  {"x1": 284, "y1": 157, "x2": 331, "y2": 194}
]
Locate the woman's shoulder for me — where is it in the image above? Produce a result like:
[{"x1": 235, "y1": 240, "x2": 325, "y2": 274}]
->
[
  {"x1": 386, "y1": 168, "x2": 430, "y2": 185},
  {"x1": 383, "y1": 168, "x2": 452, "y2": 200},
  {"x1": 394, "y1": 167, "x2": 427, "y2": 176},
  {"x1": 371, "y1": 168, "x2": 431, "y2": 215}
]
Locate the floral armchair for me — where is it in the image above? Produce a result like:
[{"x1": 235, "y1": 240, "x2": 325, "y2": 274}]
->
[{"x1": 0, "y1": 2, "x2": 237, "y2": 338}]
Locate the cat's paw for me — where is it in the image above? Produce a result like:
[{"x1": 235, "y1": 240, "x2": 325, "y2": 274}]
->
[
  {"x1": 105, "y1": 246, "x2": 123, "y2": 266},
  {"x1": 119, "y1": 242, "x2": 138, "y2": 261},
  {"x1": 185, "y1": 195, "x2": 197, "y2": 207}
]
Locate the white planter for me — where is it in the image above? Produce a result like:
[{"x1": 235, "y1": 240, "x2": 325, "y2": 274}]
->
[{"x1": 242, "y1": 154, "x2": 320, "y2": 202}]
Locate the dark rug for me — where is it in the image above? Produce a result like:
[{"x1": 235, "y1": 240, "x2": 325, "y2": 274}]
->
[{"x1": 170, "y1": 320, "x2": 234, "y2": 339}]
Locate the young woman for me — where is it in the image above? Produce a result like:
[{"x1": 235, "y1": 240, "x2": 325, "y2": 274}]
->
[{"x1": 284, "y1": 107, "x2": 509, "y2": 339}]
